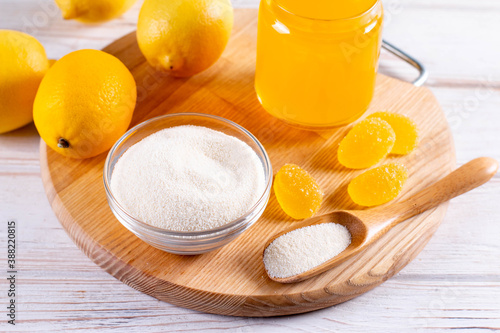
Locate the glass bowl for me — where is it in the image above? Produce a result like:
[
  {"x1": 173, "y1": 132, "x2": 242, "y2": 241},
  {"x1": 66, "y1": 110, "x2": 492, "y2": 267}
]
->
[{"x1": 103, "y1": 113, "x2": 272, "y2": 255}]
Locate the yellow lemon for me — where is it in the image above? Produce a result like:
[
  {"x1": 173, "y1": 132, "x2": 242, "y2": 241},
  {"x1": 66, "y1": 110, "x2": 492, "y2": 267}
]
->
[
  {"x1": 137, "y1": 0, "x2": 233, "y2": 77},
  {"x1": 34, "y1": 49, "x2": 137, "y2": 159},
  {"x1": 0, "y1": 30, "x2": 49, "y2": 134},
  {"x1": 55, "y1": 0, "x2": 137, "y2": 23}
]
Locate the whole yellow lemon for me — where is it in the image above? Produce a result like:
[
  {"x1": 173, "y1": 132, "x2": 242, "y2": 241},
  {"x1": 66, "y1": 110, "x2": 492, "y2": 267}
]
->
[
  {"x1": 137, "y1": 0, "x2": 233, "y2": 77},
  {"x1": 55, "y1": 0, "x2": 137, "y2": 23},
  {"x1": 0, "y1": 30, "x2": 49, "y2": 134},
  {"x1": 34, "y1": 49, "x2": 137, "y2": 159}
]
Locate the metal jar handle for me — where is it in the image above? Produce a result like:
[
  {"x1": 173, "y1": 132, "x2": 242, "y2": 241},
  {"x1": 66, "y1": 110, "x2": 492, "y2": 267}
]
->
[{"x1": 382, "y1": 40, "x2": 428, "y2": 87}]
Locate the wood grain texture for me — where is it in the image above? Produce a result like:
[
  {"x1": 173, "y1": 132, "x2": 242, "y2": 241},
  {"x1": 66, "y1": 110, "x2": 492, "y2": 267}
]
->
[{"x1": 38, "y1": 9, "x2": 456, "y2": 317}]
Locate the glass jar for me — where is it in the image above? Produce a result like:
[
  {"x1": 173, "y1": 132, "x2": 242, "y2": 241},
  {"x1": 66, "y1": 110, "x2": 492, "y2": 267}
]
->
[{"x1": 255, "y1": 0, "x2": 384, "y2": 128}]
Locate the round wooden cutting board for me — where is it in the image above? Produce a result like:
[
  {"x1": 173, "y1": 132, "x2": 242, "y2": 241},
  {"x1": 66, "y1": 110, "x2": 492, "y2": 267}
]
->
[{"x1": 40, "y1": 9, "x2": 455, "y2": 317}]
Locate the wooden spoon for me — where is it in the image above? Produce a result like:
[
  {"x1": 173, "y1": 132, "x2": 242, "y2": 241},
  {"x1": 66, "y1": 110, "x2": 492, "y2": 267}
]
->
[{"x1": 264, "y1": 157, "x2": 499, "y2": 284}]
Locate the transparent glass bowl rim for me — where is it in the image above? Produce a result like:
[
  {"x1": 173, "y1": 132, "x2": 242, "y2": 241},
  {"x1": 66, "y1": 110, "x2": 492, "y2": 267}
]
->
[{"x1": 103, "y1": 112, "x2": 273, "y2": 238}]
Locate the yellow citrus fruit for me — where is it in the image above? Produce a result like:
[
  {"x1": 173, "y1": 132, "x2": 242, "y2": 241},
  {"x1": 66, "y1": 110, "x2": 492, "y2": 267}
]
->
[
  {"x1": 34, "y1": 49, "x2": 137, "y2": 159},
  {"x1": 0, "y1": 30, "x2": 49, "y2": 134},
  {"x1": 55, "y1": 0, "x2": 137, "y2": 23},
  {"x1": 137, "y1": 0, "x2": 233, "y2": 77}
]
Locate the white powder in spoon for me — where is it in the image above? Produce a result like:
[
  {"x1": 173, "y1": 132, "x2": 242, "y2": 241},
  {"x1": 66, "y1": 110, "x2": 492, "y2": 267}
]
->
[
  {"x1": 110, "y1": 125, "x2": 265, "y2": 232},
  {"x1": 264, "y1": 223, "x2": 351, "y2": 278}
]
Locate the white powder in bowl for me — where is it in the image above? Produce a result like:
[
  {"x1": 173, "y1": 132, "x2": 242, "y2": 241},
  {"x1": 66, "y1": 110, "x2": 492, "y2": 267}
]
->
[
  {"x1": 110, "y1": 125, "x2": 266, "y2": 232},
  {"x1": 263, "y1": 223, "x2": 351, "y2": 279}
]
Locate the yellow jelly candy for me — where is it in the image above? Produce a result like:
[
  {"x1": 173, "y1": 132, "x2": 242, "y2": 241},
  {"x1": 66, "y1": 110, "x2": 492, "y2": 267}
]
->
[
  {"x1": 348, "y1": 163, "x2": 408, "y2": 207},
  {"x1": 369, "y1": 112, "x2": 419, "y2": 155},
  {"x1": 274, "y1": 164, "x2": 323, "y2": 219},
  {"x1": 338, "y1": 118, "x2": 396, "y2": 169}
]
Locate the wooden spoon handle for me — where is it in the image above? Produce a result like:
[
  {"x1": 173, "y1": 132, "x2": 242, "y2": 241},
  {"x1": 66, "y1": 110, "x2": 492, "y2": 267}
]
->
[{"x1": 389, "y1": 157, "x2": 498, "y2": 223}]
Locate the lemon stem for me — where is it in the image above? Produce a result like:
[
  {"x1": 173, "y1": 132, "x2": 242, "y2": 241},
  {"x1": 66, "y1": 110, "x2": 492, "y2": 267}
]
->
[
  {"x1": 58, "y1": 2, "x2": 79, "y2": 20},
  {"x1": 57, "y1": 138, "x2": 70, "y2": 149}
]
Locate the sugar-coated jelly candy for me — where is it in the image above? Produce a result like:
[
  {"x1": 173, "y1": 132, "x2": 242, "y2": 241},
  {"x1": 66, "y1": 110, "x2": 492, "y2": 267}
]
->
[
  {"x1": 369, "y1": 112, "x2": 419, "y2": 155},
  {"x1": 338, "y1": 118, "x2": 396, "y2": 169},
  {"x1": 348, "y1": 163, "x2": 408, "y2": 207},
  {"x1": 274, "y1": 164, "x2": 323, "y2": 219}
]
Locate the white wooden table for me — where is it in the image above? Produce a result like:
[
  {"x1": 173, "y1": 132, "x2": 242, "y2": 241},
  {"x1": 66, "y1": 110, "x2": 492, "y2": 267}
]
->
[{"x1": 1, "y1": 0, "x2": 499, "y2": 331}]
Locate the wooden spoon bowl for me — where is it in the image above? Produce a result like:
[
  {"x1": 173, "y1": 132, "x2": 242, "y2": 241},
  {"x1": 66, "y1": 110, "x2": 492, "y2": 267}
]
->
[{"x1": 264, "y1": 157, "x2": 499, "y2": 284}]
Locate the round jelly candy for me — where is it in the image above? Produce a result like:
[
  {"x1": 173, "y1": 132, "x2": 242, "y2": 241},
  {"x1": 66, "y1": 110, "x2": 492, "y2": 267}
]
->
[
  {"x1": 369, "y1": 112, "x2": 419, "y2": 155},
  {"x1": 348, "y1": 163, "x2": 408, "y2": 207},
  {"x1": 338, "y1": 118, "x2": 396, "y2": 169},
  {"x1": 273, "y1": 164, "x2": 323, "y2": 219}
]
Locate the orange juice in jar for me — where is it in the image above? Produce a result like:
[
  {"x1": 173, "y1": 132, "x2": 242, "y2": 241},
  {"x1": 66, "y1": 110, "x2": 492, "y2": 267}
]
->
[{"x1": 255, "y1": 0, "x2": 383, "y2": 128}]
